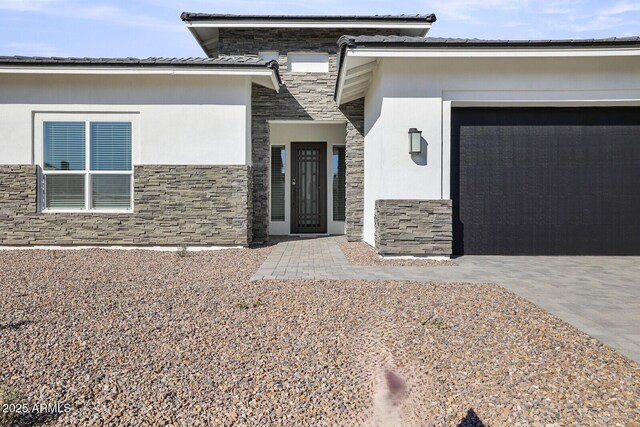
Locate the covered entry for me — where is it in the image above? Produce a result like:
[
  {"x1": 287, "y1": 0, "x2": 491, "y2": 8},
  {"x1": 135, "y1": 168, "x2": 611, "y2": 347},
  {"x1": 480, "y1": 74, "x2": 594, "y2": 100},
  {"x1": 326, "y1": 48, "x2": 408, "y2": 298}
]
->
[
  {"x1": 268, "y1": 121, "x2": 346, "y2": 235},
  {"x1": 451, "y1": 107, "x2": 640, "y2": 255}
]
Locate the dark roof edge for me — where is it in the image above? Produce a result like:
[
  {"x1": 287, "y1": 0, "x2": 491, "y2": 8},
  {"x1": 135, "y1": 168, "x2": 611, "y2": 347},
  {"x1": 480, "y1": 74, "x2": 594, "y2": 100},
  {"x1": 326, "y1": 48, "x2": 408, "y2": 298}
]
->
[
  {"x1": 181, "y1": 12, "x2": 436, "y2": 24},
  {"x1": 0, "y1": 56, "x2": 280, "y2": 68},
  {"x1": 266, "y1": 60, "x2": 282, "y2": 85},
  {"x1": 338, "y1": 35, "x2": 640, "y2": 49}
]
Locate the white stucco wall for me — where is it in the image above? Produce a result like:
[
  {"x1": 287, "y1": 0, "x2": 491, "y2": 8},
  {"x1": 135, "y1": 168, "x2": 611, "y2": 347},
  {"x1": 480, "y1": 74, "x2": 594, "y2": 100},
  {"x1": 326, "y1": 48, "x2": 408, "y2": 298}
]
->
[
  {"x1": 363, "y1": 55, "x2": 640, "y2": 246},
  {"x1": 0, "y1": 73, "x2": 252, "y2": 166}
]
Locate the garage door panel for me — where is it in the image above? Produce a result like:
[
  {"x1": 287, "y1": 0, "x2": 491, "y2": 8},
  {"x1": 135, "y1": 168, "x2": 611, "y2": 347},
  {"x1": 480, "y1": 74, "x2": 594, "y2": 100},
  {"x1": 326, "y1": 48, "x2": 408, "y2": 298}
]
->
[{"x1": 452, "y1": 107, "x2": 640, "y2": 255}]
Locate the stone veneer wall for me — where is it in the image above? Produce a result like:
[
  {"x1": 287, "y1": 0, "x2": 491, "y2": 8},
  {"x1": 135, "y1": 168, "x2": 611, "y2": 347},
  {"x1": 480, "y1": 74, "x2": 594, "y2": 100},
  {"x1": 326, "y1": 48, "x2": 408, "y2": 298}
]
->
[
  {"x1": 219, "y1": 28, "x2": 380, "y2": 242},
  {"x1": 0, "y1": 165, "x2": 252, "y2": 246},
  {"x1": 375, "y1": 200, "x2": 453, "y2": 256}
]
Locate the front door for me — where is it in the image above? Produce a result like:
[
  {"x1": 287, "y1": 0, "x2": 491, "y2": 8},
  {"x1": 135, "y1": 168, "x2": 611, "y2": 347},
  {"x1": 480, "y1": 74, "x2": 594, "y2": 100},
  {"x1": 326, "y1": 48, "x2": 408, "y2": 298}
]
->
[{"x1": 291, "y1": 142, "x2": 327, "y2": 233}]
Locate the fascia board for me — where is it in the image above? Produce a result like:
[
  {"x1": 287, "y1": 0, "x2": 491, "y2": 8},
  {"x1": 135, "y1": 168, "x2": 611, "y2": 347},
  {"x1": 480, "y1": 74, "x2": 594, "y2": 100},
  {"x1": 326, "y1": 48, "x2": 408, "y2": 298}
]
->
[
  {"x1": 347, "y1": 47, "x2": 640, "y2": 58},
  {"x1": 186, "y1": 21, "x2": 431, "y2": 31},
  {"x1": 0, "y1": 66, "x2": 276, "y2": 77}
]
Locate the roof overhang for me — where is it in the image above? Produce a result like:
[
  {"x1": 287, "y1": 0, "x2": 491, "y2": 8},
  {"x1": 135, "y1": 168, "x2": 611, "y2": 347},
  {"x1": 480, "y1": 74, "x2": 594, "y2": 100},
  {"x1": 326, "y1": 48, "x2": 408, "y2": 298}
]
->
[
  {"x1": 181, "y1": 13, "x2": 435, "y2": 57},
  {"x1": 335, "y1": 36, "x2": 640, "y2": 106},
  {"x1": 0, "y1": 60, "x2": 281, "y2": 91}
]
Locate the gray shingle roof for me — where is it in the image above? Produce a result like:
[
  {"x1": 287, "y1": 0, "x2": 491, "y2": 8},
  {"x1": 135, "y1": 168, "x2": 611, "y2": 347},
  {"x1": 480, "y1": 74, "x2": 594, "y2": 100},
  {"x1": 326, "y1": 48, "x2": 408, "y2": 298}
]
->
[
  {"x1": 181, "y1": 12, "x2": 436, "y2": 23},
  {"x1": 0, "y1": 55, "x2": 278, "y2": 68},
  {"x1": 338, "y1": 35, "x2": 640, "y2": 48}
]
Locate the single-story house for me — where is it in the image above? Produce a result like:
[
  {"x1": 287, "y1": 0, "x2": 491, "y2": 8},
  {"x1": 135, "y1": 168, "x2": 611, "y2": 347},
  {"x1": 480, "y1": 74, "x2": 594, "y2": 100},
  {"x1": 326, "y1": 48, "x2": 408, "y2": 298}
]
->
[{"x1": 1, "y1": 13, "x2": 639, "y2": 255}]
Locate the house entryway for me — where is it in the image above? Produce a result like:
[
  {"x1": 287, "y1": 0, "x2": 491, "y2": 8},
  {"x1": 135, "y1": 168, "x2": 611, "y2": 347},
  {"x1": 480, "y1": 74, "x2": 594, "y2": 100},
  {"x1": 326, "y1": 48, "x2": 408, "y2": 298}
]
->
[{"x1": 268, "y1": 121, "x2": 347, "y2": 236}]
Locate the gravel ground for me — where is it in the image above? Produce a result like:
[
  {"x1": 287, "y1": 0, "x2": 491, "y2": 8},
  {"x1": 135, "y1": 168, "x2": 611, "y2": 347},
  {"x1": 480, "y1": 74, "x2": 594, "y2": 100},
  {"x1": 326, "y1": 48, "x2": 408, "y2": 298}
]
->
[
  {"x1": 1, "y1": 248, "x2": 639, "y2": 426},
  {"x1": 340, "y1": 242, "x2": 457, "y2": 266}
]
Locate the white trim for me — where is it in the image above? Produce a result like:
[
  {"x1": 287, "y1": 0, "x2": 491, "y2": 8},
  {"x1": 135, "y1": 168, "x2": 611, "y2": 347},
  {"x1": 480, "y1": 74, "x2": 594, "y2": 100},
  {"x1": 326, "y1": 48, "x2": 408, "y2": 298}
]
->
[
  {"x1": 335, "y1": 59, "x2": 378, "y2": 106},
  {"x1": 187, "y1": 20, "x2": 431, "y2": 32},
  {"x1": 0, "y1": 66, "x2": 276, "y2": 76},
  {"x1": 343, "y1": 74, "x2": 372, "y2": 89},
  {"x1": 36, "y1": 114, "x2": 137, "y2": 214},
  {"x1": 41, "y1": 209, "x2": 134, "y2": 214},
  {"x1": 342, "y1": 81, "x2": 370, "y2": 96},
  {"x1": 447, "y1": 98, "x2": 640, "y2": 106},
  {"x1": 266, "y1": 71, "x2": 280, "y2": 92},
  {"x1": 0, "y1": 245, "x2": 242, "y2": 251},
  {"x1": 42, "y1": 170, "x2": 132, "y2": 175},
  {"x1": 0, "y1": 66, "x2": 280, "y2": 91},
  {"x1": 336, "y1": 45, "x2": 640, "y2": 104},
  {"x1": 343, "y1": 61, "x2": 377, "y2": 78},
  {"x1": 381, "y1": 254, "x2": 451, "y2": 260},
  {"x1": 441, "y1": 100, "x2": 451, "y2": 200},
  {"x1": 267, "y1": 120, "x2": 347, "y2": 125},
  {"x1": 335, "y1": 55, "x2": 350, "y2": 106},
  {"x1": 347, "y1": 46, "x2": 640, "y2": 58}
]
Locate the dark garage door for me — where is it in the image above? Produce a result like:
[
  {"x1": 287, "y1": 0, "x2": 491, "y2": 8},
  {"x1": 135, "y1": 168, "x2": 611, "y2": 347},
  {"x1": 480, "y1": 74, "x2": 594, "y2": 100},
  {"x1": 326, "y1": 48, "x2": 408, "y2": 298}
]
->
[{"x1": 451, "y1": 107, "x2": 640, "y2": 255}]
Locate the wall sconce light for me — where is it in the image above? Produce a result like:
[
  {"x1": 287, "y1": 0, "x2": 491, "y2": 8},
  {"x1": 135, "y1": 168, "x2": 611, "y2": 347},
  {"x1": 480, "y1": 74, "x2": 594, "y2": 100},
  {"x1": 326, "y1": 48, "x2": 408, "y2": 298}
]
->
[{"x1": 409, "y1": 128, "x2": 422, "y2": 154}]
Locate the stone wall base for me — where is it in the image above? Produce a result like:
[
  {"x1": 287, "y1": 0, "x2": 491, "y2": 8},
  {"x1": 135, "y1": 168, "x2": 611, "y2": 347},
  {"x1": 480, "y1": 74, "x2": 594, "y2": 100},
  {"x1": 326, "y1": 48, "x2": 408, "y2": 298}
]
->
[
  {"x1": 0, "y1": 165, "x2": 252, "y2": 246},
  {"x1": 375, "y1": 199, "x2": 452, "y2": 256}
]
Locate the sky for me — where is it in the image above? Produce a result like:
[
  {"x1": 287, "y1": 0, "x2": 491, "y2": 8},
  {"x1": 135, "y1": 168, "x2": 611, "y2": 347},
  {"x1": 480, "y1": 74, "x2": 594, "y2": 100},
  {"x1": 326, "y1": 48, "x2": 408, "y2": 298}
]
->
[{"x1": 1, "y1": 0, "x2": 639, "y2": 58}]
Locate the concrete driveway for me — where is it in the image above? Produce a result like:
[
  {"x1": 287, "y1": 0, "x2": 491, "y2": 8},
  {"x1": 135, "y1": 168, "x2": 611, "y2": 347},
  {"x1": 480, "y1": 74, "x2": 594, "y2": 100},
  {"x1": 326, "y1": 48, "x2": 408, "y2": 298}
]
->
[
  {"x1": 450, "y1": 256, "x2": 640, "y2": 364},
  {"x1": 253, "y1": 237, "x2": 640, "y2": 363}
]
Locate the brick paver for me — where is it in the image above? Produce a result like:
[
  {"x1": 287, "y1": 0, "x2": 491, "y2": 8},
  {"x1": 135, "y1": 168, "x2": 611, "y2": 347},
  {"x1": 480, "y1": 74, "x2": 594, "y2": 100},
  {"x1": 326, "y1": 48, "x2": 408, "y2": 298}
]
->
[{"x1": 252, "y1": 235, "x2": 640, "y2": 363}]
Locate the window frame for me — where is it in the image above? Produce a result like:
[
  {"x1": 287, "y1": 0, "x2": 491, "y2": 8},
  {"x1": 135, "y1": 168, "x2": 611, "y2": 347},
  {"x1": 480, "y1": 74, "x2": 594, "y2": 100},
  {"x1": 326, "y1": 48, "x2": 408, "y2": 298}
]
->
[
  {"x1": 270, "y1": 145, "x2": 286, "y2": 222},
  {"x1": 36, "y1": 114, "x2": 136, "y2": 214}
]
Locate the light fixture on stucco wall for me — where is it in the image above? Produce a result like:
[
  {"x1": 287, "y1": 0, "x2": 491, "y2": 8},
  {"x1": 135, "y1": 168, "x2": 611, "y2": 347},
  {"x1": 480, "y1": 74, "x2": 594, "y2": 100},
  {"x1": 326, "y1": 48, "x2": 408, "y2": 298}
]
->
[{"x1": 409, "y1": 128, "x2": 422, "y2": 154}]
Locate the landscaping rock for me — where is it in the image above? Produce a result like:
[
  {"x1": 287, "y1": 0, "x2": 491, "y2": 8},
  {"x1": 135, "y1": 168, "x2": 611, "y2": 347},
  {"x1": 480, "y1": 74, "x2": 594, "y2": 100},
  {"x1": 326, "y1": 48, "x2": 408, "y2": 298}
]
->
[
  {"x1": 340, "y1": 242, "x2": 457, "y2": 266},
  {"x1": 0, "y1": 248, "x2": 638, "y2": 425}
]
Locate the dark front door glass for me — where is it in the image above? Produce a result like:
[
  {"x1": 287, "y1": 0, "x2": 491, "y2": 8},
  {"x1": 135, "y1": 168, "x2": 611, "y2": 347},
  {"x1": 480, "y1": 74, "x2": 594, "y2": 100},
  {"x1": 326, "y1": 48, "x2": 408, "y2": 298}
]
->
[
  {"x1": 291, "y1": 142, "x2": 327, "y2": 233},
  {"x1": 332, "y1": 146, "x2": 346, "y2": 221},
  {"x1": 270, "y1": 146, "x2": 286, "y2": 221}
]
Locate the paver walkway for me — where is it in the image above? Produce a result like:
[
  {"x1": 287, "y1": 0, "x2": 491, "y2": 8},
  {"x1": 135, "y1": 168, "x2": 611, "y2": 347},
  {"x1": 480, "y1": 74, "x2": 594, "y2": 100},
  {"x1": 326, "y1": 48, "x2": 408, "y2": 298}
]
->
[{"x1": 252, "y1": 235, "x2": 640, "y2": 364}]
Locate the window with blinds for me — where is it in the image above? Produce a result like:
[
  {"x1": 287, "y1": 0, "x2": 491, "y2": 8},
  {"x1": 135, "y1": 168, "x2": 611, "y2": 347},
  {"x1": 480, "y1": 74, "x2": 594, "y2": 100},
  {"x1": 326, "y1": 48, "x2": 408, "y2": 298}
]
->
[
  {"x1": 42, "y1": 121, "x2": 132, "y2": 211},
  {"x1": 43, "y1": 122, "x2": 85, "y2": 171},
  {"x1": 90, "y1": 122, "x2": 132, "y2": 171},
  {"x1": 332, "y1": 146, "x2": 346, "y2": 221},
  {"x1": 271, "y1": 146, "x2": 286, "y2": 222}
]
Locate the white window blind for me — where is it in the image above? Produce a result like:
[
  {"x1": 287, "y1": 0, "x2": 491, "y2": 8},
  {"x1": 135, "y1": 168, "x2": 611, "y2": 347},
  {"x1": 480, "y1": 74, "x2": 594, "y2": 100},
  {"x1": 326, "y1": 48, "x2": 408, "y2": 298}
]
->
[
  {"x1": 42, "y1": 120, "x2": 133, "y2": 212},
  {"x1": 45, "y1": 175, "x2": 85, "y2": 209},
  {"x1": 43, "y1": 122, "x2": 85, "y2": 171},
  {"x1": 91, "y1": 175, "x2": 131, "y2": 209},
  {"x1": 90, "y1": 122, "x2": 132, "y2": 171}
]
